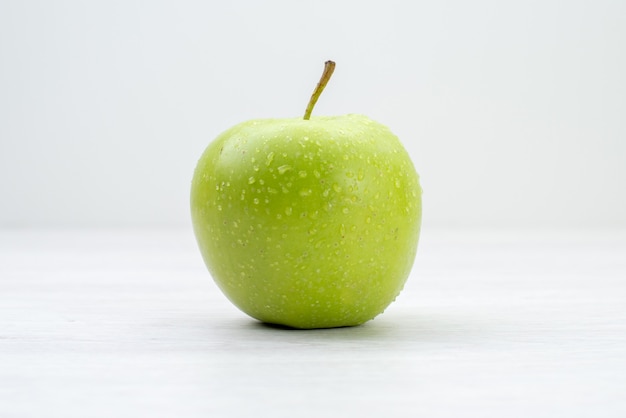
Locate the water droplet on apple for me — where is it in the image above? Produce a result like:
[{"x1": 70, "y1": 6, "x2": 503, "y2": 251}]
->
[
  {"x1": 285, "y1": 207, "x2": 293, "y2": 216},
  {"x1": 248, "y1": 176, "x2": 256, "y2": 184},
  {"x1": 342, "y1": 208, "x2": 349, "y2": 214},
  {"x1": 299, "y1": 189, "x2": 312, "y2": 197},
  {"x1": 298, "y1": 170, "x2": 307, "y2": 178},
  {"x1": 277, "y1": 165, "x2": 292, "y2": 175},
  {"x1": 265, "y1": 152, "x2": 275, "y2": 166}
]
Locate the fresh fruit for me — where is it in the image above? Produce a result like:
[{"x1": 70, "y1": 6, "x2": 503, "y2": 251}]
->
[{"x1": 191, "y1": 61, "x2": 421, "y2": 328}]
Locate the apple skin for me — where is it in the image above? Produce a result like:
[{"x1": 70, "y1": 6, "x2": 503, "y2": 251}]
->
[{"x1": 191, "y1": 114, "x2": 421, "y2": 328}]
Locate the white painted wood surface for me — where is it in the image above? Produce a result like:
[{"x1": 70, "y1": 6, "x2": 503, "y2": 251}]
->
[{"x1": 1, "y1": 228, "x2": 625, "y2": 417}]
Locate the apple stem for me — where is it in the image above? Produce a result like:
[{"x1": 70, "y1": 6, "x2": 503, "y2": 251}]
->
[{"x1": 303, "y1": 60, "x2": 336, "y2": 120}]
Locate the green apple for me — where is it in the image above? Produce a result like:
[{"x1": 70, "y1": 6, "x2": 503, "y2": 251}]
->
[{"x1": 191, "y1": 61, "x2": 421, "y2": 328}]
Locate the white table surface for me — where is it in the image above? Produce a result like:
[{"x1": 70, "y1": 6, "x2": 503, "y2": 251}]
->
[{"x1": 1, "y1": 227, "x2": 625, "y2": 417}]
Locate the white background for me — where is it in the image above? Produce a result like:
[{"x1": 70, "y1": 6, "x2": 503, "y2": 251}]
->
[
  {"x1": 1, "y1": 0, "x2": 625, "y2": 229},
  {"x1": 2, "y1": 3, "x2": 626, "y2": 417}
]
